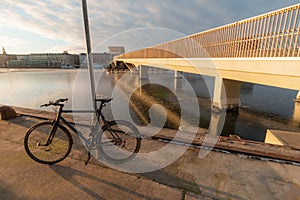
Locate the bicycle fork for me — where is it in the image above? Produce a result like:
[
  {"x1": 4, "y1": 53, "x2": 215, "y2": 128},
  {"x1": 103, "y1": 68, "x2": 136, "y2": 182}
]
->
[{"x1": 37, "y1": 122, "x2": 58, "y2": 147}]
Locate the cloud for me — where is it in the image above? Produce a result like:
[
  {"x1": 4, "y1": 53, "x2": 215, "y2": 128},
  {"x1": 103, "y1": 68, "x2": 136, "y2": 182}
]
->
[
  {"x1": 45, "y1": 45, "x2": 85, "y2": 54},
  {"x1": 0, "y1": 0, "x2": 84, "y2": 44},
  {"x1": 0, "y1": 0, "x2": 298, "y2": 53},
  {"x1": 0, "y1": 35, "x2": 30, "y2": 46}
]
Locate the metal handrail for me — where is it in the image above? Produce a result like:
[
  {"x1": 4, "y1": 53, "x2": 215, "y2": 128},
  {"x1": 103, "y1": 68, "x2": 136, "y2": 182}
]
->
[{"x1": 117, "y1": 4, "x2": 300, "y2": 59}]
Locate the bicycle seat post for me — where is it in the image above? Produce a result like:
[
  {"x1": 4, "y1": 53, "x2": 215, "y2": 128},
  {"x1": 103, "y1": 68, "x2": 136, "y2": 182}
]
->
[
  {"x1": 95, "y1": 98, "x2": 113, "y2": 123},
  {"x1": 55, "y1": 104, "x2": 64, "y2": 123},
  {"x1": 99, "y1": 102, "x2": 107, "y2": 123}
]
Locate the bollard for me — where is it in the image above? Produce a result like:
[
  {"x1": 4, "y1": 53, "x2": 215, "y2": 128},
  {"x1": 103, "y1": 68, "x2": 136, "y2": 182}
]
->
[{"x1": 0, "y1": 106, "x2": 17, "y2": 120}]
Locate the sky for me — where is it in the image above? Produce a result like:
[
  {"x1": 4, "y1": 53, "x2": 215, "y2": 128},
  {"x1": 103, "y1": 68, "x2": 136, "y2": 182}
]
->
[{"x1": 0, "y1": 0, "x2": 299, "y2": 54}]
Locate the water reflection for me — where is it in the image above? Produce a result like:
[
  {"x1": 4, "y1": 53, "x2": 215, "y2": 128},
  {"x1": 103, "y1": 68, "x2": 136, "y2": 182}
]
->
[
  {"x1": 129, "y1": 83, "x2": 181, "y2": 129},
  {"x1": 128, "y1": 72, "x2": 300, "y2": 142},
  {"x1": 0, "y1": 69, "x2": 78, "y2": 110}
]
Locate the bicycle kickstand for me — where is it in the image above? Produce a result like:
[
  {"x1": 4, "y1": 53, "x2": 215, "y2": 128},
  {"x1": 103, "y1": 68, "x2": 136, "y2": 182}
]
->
[{"x1": 85, "y1": 152, "x2": 91, "y2": 165}]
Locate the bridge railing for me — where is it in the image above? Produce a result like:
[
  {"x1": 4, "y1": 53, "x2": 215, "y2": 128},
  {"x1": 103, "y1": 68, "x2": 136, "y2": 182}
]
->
[{"x1": 117, "y1": 4, "x2": 300, "y2": 59}]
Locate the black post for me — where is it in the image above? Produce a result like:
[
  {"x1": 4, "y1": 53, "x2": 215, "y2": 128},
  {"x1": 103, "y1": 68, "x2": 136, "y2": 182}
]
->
[{"x1": 81, "y1": 0, "x2": 96, "y2": 111}]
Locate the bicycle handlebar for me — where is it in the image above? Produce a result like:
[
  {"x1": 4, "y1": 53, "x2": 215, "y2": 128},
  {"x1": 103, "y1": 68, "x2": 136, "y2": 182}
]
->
[
  {"x1": 55, "y1": 98, "x2": 68, "y2": 103},
  {"x1": 40, "y1": 97, "x2": 113, "y2": 108},
  {"x1": 40, "y1": 98, "x2": 68, "y2": 107}
]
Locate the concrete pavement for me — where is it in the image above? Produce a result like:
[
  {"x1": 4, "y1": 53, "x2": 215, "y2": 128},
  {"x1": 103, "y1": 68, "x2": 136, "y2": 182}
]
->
[
  {"x1": 0, "y1": 116, "x2": 200, "y2": 200},
  {"x1": 1, "y1": 111, "x2": 300, "y2": 199}
]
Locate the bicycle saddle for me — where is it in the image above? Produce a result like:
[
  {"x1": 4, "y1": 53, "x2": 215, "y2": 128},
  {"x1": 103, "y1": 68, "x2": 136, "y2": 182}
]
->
[{"x1": 96, "y1": 98, "x2": 113, "y2": 103}]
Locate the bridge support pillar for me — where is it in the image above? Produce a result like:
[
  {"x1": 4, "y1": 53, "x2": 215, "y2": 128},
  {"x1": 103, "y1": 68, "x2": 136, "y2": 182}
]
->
[
  {"x1": 138, "y1": 65, "x2": 149, "y2": 79},
  {"x1": 174, "y1": 77, "x2": 183, "y2": 91},
  {"x1": 292, "y1": 101, "x2": 300, "y2": 123},
  {"x1": 174, "y1": 70, "x2": 183, "y2": 78},
  {"x1": 212, "y1": 77, "x2": 241, "y2": 112},
  {"x1": 296, "y1": 91, "x2": 300, "y2": 102}
]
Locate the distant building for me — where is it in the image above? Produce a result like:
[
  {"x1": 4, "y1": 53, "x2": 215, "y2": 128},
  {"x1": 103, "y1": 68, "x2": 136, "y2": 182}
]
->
[
  {"x1": 0, "y1": 47, "x2": 8, "y2": 67},
  {"x1": 0, "y1": 47, "x2": 16, "y2": 67},
  {"x1": 0, "y1": 55, "x2": 8, "y2": 67},
  {"x1": 79, "y1": 52, "x2": 111, "y2": 68},
  {"x1": 8, "y1": 60, "x2": 49, "y2": 68},
  {"x1": 2, "y1": 47, "x2": 7, "y2": 55},
  {"x1": 108, "y1": 46, "x2": 125, "y2": 55},
  {"x1": 7, "y1": 51, "x2": 79, "y2": 68},
  {"x1": 1, "y1": 46, "x2": 125, "y2": 68}
]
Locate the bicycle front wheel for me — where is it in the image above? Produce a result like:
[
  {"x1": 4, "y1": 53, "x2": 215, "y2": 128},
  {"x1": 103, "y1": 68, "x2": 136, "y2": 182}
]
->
[
  {"x1": 97, "y1": 120, "x2": 141, "y2": 163},
  {"x1": 24, "y1": 121, "x2": 73, "y2": 164}
]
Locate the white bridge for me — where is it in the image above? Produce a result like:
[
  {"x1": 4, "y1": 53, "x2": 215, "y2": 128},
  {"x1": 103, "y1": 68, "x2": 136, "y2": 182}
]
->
[{"x1": 114, "y1": 4, "x2": 300, "y2": 110}]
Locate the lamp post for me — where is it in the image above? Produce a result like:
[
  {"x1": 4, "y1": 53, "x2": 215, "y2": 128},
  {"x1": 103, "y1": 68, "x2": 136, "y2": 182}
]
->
[{"x1": 81, "y1": 0, "x2": 96, "y2": 111}]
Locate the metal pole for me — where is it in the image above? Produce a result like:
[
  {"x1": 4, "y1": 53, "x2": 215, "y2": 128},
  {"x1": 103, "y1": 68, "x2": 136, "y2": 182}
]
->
[{"x1": 82, "y1": 0, "x2": 96, "y2": 111}]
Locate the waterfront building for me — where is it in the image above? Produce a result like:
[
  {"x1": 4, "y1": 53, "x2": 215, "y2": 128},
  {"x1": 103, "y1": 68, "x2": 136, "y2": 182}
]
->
[
  {"x1": 0, "y1": 55, "x2": 8, "y2": 67},
  {"x1": 108, "y1": 46, "x2": 125, "y2": 55},
  {"x1": 0, "y1": 47, "x2": 17, "y2": 67},
  {"x1": 1, "y1": 46, "x2": 125, "y2": 68},
  {"x1": 8, "y1": 51, "x2": 79, "y2": 68},
  {"x1": 8, "y1": 60, "x2": 49, "y2": 68},
  {"x1": 79, "y1": 52, "x2": 112, "y2": 68},
  {"x1": 79, "y1": 46, "x2": 125, "y2": 68},
  {"x1": 0, "y1": 47, "x2": 8, "y2": 67}
]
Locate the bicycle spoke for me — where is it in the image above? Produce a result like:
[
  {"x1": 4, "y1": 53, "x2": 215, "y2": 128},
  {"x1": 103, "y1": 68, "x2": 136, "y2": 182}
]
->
[
  {"x1": 97, "y1": 120, "x2": 141, "y2": 163},
  {"x1": 24, "y1": 122, "x2": 72, "y2": 164}
]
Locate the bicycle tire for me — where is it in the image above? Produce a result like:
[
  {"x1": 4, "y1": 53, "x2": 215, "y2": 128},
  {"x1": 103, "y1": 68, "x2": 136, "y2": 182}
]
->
[
  {"x1": 24, "y1": 121, "x2": 73, "y2": 164},
  {"x1": 97, "y1": 120, "x2": 141, "y2": 163}
]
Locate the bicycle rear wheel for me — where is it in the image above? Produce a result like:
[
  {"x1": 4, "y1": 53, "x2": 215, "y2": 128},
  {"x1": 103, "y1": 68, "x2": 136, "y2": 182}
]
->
[
  {"x1": 97, "y1": 120, "x2": 141, "y2": 163},
  {"x1": 24, "y1": 121, "x2": 73, "y2": 164}
]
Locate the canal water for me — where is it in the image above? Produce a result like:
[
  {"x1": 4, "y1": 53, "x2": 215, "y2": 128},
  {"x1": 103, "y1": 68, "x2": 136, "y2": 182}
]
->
[{"x1": 0, "y1": 68, "x2": 299, "y2": 142}]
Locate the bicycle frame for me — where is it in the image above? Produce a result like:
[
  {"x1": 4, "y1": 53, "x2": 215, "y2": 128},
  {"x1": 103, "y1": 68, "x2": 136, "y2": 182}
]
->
[
  {"x1": 42, "y1": 98, "x2": 114, "y2": 164},
  {"x1": 54, "y1": 99, "x2": 102, "y2": 136},
  {"x1": 59, "y1": 109, "x2": 97, "y2": 164}
]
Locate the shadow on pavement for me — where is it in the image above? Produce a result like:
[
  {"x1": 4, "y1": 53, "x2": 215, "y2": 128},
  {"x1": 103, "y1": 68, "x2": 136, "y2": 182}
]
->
[
  {"x1": 141, "y1": 169, "x2": 247, "y2": 200},
  {"x1": 8, "y1": 116, "x2": 39, "y2": 129},
  {"x1": 49, "y1": 164, "x2": 159, "y2": 200},
  {"x1": 0, "y1": 180, "x2": 19, "y2": 200}
]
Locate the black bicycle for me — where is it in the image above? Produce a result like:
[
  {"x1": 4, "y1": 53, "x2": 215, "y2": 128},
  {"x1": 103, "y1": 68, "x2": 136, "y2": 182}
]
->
[{"x1": 24, "y1": 98, "x2": 141, "y2": 165}]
